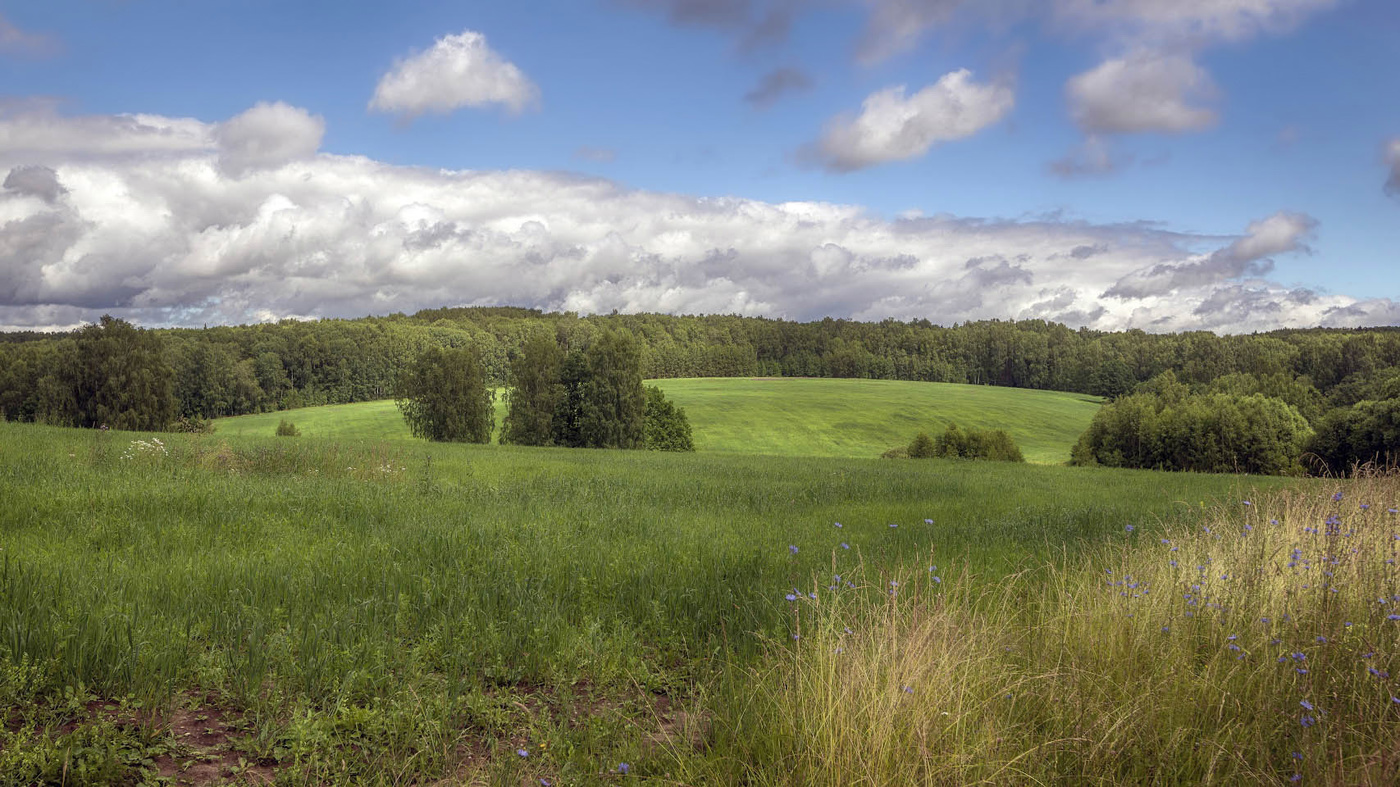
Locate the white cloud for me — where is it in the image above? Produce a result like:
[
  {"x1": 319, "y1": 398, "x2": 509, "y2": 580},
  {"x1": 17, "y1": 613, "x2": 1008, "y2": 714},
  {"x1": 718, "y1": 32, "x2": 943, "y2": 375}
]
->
[
  {"x1": 0, "y1": 106, "x2": 1389, "y2": 335},
  {"x1": 215, "y1": 102, "x2": 325, "y2": 178},
  {"x1": 1105, "y1": 211, "x2": 1315, "y2": 298},
  {"x1": 809, "y1": 69, "x2": 1014, "y2": 171},
  {"x1": 1067, "y1": 51, "x2": 1218, "y2": 134},
  {"x1": 1386, "y1": 137, "x2": 1400, "y2": 196},
  {"x1": 853, "y1": 0, "x2": 971, "y2": 64},
  {"x1": 0, "y1": 13, "x2": 59, "y2": 57},
  {"x1": 369, "y1": 30, "x2": 540, "y2": 118}
]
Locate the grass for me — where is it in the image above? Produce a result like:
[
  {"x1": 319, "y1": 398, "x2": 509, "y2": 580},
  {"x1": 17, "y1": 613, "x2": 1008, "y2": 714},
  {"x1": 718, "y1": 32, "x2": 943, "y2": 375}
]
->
[
  {"x1": 213, "y1": 377, "x2": 1101, "y2": 463},
  {"x1": 0, "y1": 421, "x2": 1294, "y2": 784},
  {"x1": 701, "y1": 477, "x2": 1400, "y2": 785}
]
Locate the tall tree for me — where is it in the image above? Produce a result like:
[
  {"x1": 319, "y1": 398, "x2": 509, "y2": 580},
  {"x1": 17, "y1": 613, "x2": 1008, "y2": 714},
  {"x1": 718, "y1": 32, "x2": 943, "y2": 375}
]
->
[
  {"x1": 73, "y1": 315, "x2": 175, "y2": 431},
  {"x1": 395, "y1": 344, "x2": 494, "y2": 442},
  {"x1": 578, "y1": 330, "x2": 645, "y2": 449},
  {"x1": 502, "y1": 331, "x2": 564, "y2": 446}
]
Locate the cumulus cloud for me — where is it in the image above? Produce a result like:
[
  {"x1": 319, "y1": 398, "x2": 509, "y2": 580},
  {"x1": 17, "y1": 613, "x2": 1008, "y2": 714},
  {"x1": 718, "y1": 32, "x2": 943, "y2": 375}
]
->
[
  {"x1": 744, "y1": 67, "x2": 813, "y2": 108},
  {"x1": 0, "y1": 13, "x2": 59, "y2": 57},
  {"x1": 3, "y1": 165, "x2": 67, "y2": 203},
  {"x1": 0, "y1": 105, "x2": 1390, "y2": 335},
  {"x1": 1067, "y1": 51, "x2": 1218, "y2": 134},
  {"x1": 369, "y1": 30, "x2": 540, "y2": 118},
  {"x1": 808, "y1": 69, "x2": 1014, "y2": 171},
  {"x1": 1386, "y1": 137, "x2": 1400, "y2": 196},
  {"x1": 214, "y1": 102, "x2": 324, "y2": 177},
  {"x1": 1105, "y1": 211, "x2": 1316, "y2": 299}
]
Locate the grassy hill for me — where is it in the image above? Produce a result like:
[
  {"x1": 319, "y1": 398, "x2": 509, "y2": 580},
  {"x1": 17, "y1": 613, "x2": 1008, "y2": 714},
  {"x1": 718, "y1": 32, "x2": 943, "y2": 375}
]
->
[{"x1": 214, "y1": 378, "x2": 1101, "y2": 463}]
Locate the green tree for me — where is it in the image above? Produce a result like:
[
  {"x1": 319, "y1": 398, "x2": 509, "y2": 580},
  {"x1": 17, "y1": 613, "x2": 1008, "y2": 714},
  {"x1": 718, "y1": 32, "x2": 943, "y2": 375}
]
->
[
  {"x1": 643, "y1": 385, "x2": 694, "y2": 451},
  {"x1": 502, "y1": 331, "x2": 565, "y2": 446},
  {"x1": 73, "y1": 315, "x2": 175, "y2": 431},
  {"x1": 578, "y1": 330, "x2": 645, "y2": 449},
  {"x1": 395, "y1": 344, "x2": 494, "y2": 442}
]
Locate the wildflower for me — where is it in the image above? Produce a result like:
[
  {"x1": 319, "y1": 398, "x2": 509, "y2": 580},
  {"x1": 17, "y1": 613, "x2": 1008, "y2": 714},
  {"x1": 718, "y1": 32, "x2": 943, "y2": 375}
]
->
[
  {"x1": 889, "y1": 523, "x2": 898, "y2": 528},
  {"x1": 1290, "y1": 775, "x2": 1301, "y2": 783},
  {"x1": 1162, "y1": 625, "x2": 1170, "y2": 632},
  {"x1": 834, "y1": 522, "x2": 842, "y2": 528},
  {"x1": 834, "y1": 647, "x2": 843, "y2": 654},
  {"x1": 1363, "y1": 504, "x2": 1371, "y2": 511},
  {"x1": 932, "y1": 576, "x2": 942, "y2": 584},
  {"x1": 617, "y1": 763, "x2": 630, "y2": 775},
  {"x1": 1170, "y1": 560, "x2": 1177, "y2": 567},
  {"x1": 902, "y1": 686, "x2": 914, "y2": 694},
  {"x1": 1272, "y1": 519, "x2": 1280, "y2": 525},
  {"x1": 1300, "y1": 700, "x2": 1314, "y2": 711},
  {"x1": 1369, "y1": 667, "x2": 1390, "y2": 678},
  {"x1": 1161, "y1": 538, "x2": 1171, "y2": 545},
  {"x1": 1227, "y1": 635, "x2": 1237, "y2": 641},
  {"x1": 793, "y1": 634, "x2": 800, "y2": 640},
  {"x1": 844, "y1": 626, "x2": 853, "y2": 634},
  {"x1": 1293, "y1": 752, "x2": 1303, "y2": 760},
  {"x1": 785, "y1": 594, "x2": 797, "y2": 601},
  {"x1": 1317, "y1": 636, "x2": 1327, "y2": 644},
  {"x1": 517, "y1": 749, "x2": 529, "y2": 758},
  {"x1": 1388, "y1": 615, "x2": 1400, "y2": 621},
  {"x1": 924, "y1": 519, "x2": 933, "y2": 524},
  {"x1": 1333, "y1": 491, "x2": 1344, "y2": 502},
  {"x1": 1392, "y1": 697, "x2": 1400, "y2": 704},
  {"x1": 789, "y1": 545, "x2": 799, "y2": 555},
  {"x1": 1244, "y1": 500, "x2": 1252, "y2": 506},
  {"x1": 841, "y1": 542, "x2": 850, "y2": 550},
  {"x1": 890, "y1": 581, "x2": 898, "y2": 588},
  {"x1": 1300, "y1": 716, "x2": 1316, "y2": 727},
  {"x1": 1125, "y1": 525, "x2": 1135, "y2": 533}
]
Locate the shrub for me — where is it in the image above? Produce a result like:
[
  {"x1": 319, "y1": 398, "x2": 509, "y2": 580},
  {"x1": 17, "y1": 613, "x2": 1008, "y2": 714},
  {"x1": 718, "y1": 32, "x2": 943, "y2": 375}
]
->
[
  {"x1": 275, "y1": 419, "x2": 300, "y2": 437},
  {"x1": 907, "y1": 432, "x2": 936, "y2": 458},
  {"x1": 932, "y1": 423, "x2": 1024, "y2": 462}
]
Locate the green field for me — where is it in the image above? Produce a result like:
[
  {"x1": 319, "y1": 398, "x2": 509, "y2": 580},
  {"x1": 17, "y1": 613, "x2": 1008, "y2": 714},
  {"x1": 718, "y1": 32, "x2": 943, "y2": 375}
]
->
[
  {"x1": 1, "y1": 416, "x2": 1330, "y2": 785},
  {"x1": 213, "y1": 378, "x2": 1101, "y2": 463}
]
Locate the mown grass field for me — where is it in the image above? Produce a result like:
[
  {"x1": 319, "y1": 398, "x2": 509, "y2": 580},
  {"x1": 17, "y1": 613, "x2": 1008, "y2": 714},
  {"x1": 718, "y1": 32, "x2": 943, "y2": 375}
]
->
[
  {"x1": 213, "y1": 378, "x2": 1102, "y2": 463},
  {"x1": 0, "y1": 417, "x2": 1330, "y2": 785}
]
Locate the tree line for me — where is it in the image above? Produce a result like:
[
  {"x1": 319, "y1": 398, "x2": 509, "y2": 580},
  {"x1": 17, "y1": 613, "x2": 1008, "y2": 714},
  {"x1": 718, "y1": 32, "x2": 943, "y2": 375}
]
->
[{"x1": 1, "y1": 307, "x2": 1397, "y2": 472}]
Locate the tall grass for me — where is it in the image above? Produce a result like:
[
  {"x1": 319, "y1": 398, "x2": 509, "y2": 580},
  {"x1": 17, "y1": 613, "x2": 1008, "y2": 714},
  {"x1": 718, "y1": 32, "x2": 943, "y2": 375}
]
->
[
  {"x1": 704, "y1": 476, "x2": 1400, "y2": 785},
  {"x1": 0, "y1": 421, "x2": 1302, "y2": 782}
]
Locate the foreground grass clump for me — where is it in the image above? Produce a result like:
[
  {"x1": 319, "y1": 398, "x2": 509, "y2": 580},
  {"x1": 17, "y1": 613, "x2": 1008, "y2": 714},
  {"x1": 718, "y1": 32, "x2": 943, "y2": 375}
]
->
[{"x1": 707, "y1": 476, "x2": 1400, "y2": 785}]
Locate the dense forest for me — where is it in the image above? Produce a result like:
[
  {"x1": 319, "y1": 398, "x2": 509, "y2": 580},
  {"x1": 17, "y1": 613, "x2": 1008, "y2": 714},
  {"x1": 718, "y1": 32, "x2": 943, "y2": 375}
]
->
[{"x1": 1, "y1": 307, "x2": 1397, "y2": 471}]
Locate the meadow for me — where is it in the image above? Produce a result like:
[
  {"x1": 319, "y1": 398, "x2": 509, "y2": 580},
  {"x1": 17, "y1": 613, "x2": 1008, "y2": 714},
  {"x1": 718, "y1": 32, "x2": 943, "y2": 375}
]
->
[
  {"x1": 212, "y1": 378, "x2": 1102, "y2": 464},
  {"x1": 4, "y1": 408, "x2": 1365, "y2": 785}
]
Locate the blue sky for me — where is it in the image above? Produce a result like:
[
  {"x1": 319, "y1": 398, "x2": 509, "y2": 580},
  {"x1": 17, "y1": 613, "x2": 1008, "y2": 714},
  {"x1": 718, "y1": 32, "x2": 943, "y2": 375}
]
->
[{"x1": 0, "y1": 0, "x2": 1397, "y2": 332}]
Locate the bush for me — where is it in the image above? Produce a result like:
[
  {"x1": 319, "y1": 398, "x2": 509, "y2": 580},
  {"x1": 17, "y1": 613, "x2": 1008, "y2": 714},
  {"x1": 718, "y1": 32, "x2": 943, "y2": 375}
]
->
[
  {"x1": 275, "y1": 419, "x2": 300, "y2": 437},
  {"x1": 395, "y1": 344, "x2": 494, "y2": 443},
  {"x1": 1305, "y1": 397, "x2": 1400, "y2": 475},
  {"x1": 932, "y1": 423, "x2": 1024, "y2": 463},
  {"x1": 907, "y1": 432, "x2": 936, "y2": 458}
]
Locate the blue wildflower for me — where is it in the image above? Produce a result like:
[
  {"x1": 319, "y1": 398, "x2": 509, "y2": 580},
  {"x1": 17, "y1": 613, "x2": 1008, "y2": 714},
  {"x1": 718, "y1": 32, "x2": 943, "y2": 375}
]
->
[
  {"x1": 1333, "y1": 491, "x2": 1344, "y2": 501},
  {"x1": 1300, "y1": 716, "x2": 1316, "y2": 727},
  {"x1": 924, "y1": 519, "x2": 933, "y2": 524},
  {"x1": 889, "y1": 522, "x2": 898, "y2": 528},
  {"x1": 785, "y1": 593, "x2": 797, "y2": 601},
  {"x1": 617, "y1": 763, "x2": 630, "y2": 775},
  {"x1": 1126, "y1": 525, "x2": 1135, "y2": 533},
  {"x1": 841, "y1": 542, "x2": 850, "y2": 550},
  {"x1": 517, "y1": 749, "x2": 529, "y2": 758},
  {"x1": 902, "y1": 685, "x2": 914, "y2": 694},
  {"x1": 789, "y1": 545, "x2": 799, "y2": 555},
  {"x1": 1300, "y1": 700, "x2": 1314, "y2": 711},
  {"x1": 834, "y1": 522, "x2": 842, "y2": 528}
]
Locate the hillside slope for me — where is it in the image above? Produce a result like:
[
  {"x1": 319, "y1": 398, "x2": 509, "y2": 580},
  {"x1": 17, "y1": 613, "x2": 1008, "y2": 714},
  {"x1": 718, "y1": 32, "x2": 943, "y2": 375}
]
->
[{"x1": 214, "y1": 378, "x2": 1101, "y2": 463}]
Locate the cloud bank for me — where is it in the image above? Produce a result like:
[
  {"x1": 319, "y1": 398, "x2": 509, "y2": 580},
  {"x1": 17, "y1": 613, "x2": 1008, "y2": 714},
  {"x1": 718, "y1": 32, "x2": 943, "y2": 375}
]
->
[
  {"x1": 370, "y1": 30, "x2": 540, "y2": 118},
  {"x1": 0, "y1": 104, "x2": 1394, "y2": 334}
]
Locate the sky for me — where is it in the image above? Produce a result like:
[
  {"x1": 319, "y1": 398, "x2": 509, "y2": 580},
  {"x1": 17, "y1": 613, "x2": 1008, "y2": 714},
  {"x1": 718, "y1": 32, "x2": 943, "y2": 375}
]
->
[{"x1": 0, "y1": 0, "x2": 1397, "y2": 333}]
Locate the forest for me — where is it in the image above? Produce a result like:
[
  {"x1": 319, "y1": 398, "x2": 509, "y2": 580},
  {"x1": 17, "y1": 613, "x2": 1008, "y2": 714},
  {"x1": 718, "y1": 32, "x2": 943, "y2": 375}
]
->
[{"x1": 0, "y1": 307, "x2": 1397, "y2": 472}]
